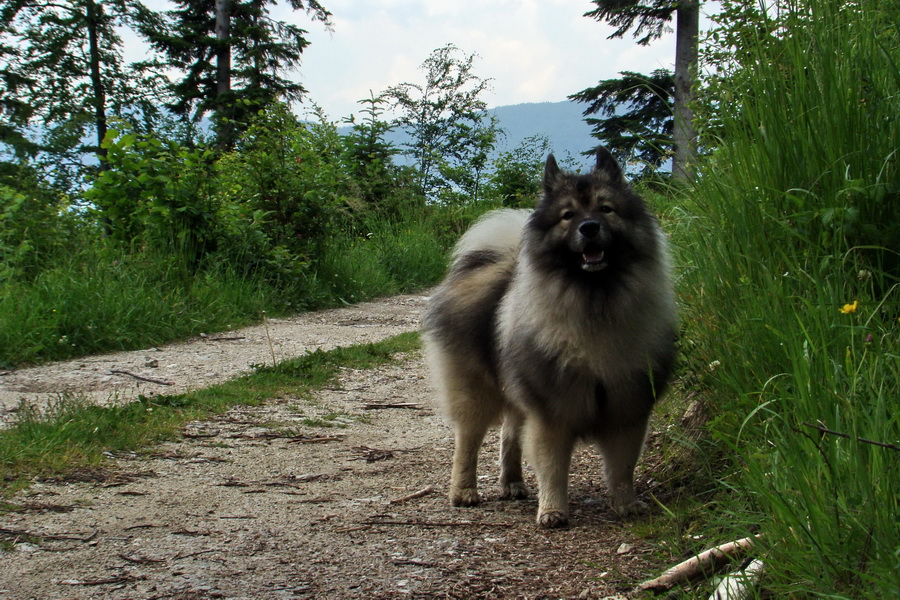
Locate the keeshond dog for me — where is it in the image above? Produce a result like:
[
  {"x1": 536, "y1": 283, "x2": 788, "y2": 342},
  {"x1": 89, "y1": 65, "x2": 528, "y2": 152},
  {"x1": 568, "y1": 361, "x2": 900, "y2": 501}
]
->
[{"x1": 423, "y1": 147, "x2": 677, "y2": 528}]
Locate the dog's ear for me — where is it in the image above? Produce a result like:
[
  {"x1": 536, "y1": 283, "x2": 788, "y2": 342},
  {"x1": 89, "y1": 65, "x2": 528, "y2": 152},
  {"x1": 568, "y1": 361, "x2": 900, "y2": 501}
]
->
[
  {"x1": 543, "y1": 154, "x2": 561, "y2": 190},
  {"x1": 592, "y1": 146, "x2": 626, "y2": 186}
]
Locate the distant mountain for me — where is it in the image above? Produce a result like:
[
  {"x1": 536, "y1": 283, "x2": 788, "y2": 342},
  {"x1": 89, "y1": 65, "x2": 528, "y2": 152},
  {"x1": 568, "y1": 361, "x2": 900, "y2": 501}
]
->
[
  {"x1": 487, "y1": 101, "x2": 597, "y2": 162},
  {"x1": 339, "y1": 100, "x2": 598, "y2": 168}
]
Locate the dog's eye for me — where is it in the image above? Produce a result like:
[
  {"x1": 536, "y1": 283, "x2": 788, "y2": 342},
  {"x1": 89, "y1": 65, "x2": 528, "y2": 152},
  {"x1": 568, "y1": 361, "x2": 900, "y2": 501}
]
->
[
  {"x1": 599, "y1": 205, "x2": 615, "y2": 214},
  {"x1": 561, "y1": 210, "x2": 575, "y2": 220}
]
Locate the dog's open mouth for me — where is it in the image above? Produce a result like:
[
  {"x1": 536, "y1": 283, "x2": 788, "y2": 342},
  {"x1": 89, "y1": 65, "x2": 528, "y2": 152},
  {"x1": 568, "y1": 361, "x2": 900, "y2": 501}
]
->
[{"x1": 581, "y1": 247, "x2": 608, "y2": 272}]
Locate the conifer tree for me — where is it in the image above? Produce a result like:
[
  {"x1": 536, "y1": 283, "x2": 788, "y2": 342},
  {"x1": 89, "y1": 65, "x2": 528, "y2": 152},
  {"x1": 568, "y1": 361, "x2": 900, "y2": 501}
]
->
[
  {"x1": 569, "y1": 69, "x2": 674, "y2": 176},
  {"x1": 0, "y1": 0, "x2": 164, "y2": 183},
  {"x1": 574, "y1": 0, "x2": 700, "y2": 180},
  {"x1": 146, "y1": 0, "x2": 331, "y2": 148}
]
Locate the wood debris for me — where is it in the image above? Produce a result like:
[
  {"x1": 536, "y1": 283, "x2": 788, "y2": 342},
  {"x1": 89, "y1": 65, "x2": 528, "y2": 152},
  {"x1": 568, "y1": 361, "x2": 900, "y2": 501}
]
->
[
  {"x1": 389, "y1": 485, "x2": 436, "y2": 504},
  {"x1": 108, "y1": 369, "x2": 174, "y2": 386},
  {"x1": 637, "y1": 535, "x2": 759, "y2": 593}
]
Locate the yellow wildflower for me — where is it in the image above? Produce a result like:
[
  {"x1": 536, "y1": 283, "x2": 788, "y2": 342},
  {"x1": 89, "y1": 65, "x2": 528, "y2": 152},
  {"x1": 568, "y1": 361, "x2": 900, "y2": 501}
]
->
[{"x1": 839, "y1": 300, "x2": 859, "y2": 314}]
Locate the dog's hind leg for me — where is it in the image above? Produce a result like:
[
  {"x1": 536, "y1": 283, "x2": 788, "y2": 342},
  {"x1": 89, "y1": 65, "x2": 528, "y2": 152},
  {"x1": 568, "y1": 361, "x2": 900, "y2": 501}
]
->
[
  {"x1": 447, "y1": 387, "x2": 501, "y2": 507},
  {"x1": 597, "y1": 415, "x2": 650, "y2": 518},
  {"x1": 498, "y1": 407, "x2": 528, "y2": 499},
  {"x1": 526, "y1": 418, "x2": 575, "y2": 528}
]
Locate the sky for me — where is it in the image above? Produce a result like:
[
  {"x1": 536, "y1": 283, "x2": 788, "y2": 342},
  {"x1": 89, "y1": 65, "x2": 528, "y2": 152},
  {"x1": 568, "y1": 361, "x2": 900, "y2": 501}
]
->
[{"x1": 132, "y1": 0, "x2": 678, "y2": 122}]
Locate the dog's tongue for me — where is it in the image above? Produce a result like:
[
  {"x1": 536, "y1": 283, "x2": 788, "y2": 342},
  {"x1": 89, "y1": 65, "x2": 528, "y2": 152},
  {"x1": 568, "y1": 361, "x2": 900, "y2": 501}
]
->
[{"x1": 583, "y1": 249, "x2": 605, "y2": 265}]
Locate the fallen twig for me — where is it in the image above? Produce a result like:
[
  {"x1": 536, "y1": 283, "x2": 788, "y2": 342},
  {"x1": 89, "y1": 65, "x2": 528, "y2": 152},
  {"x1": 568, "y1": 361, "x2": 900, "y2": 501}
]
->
[
  {"x1": 287, "y1": 435, "x2": 346, "y2": 444},
  {"x1": 801, "y1": 421, "x2": 900, "y2": 452},
  {"x1": 392, "y1": 558, "x2": 441, "y2": 568},
  {"x1": 637, "y1": 535, "x2": 759, "y2": 593},
  {"x1": 0, "y1": 527, "x2": 98, "y2": 542},
  {"x1": 358, "y1": 519, "x2": 512, "y2": 528},
  {"x1": 174, "y1": 548, "x2": 217, "y2": 560},
  {"x1": 60, "y1": 573, "x2": 145, "y2": 586},
  {"x1": 363, "y1": 402, "x2": 424, "y2": 410},
  {"x1": 109, "y1": 370, "x2": 174, "y2": 386},
  {"x1": 389, "y1": 485, "x2": 436, "y2": 504},
  {"x1": 351, "y1": 446, "x2": 394, "y2": 462},
  {"x1": 118, "y1": 552, "x2": 166, "y2": 564}
]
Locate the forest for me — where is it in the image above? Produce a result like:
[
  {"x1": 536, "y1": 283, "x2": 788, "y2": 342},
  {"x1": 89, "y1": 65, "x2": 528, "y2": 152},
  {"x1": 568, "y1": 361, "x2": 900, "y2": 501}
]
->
[{"x1": 1, "y1": 0, "x2": 898, "y2": 597}]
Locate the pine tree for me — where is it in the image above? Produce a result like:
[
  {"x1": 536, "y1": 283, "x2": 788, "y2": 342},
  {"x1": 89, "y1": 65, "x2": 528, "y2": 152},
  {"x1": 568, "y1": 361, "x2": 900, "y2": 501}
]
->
[
  {"x1": 146, "y1": 0, "x2": 331, "y2": 148},
  {"x1": 0, "y1": 0, "x2": 165, "y2": 184},
  {"x1": 575, "y1": 0, "x2": 700, "y2": 180},
  {"x1": 569, "y1": 70, "x2": 674, "y2": 176}
]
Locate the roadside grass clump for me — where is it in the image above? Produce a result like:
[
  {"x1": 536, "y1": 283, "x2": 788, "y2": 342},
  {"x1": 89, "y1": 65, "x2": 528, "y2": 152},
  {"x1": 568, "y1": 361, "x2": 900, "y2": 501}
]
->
[
  {"x1": 0, "y1": 246, "x2": 277, "y2": 368},
  {"x1": 0, "y1": 332, "x2": 420, "y2": 498},
  {"x1": 675, "y1": 0, "x2": 900, "y2": 596}
]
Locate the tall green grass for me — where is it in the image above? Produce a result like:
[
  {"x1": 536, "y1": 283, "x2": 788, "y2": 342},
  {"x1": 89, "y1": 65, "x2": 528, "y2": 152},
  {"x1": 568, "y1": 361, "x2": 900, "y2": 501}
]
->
[
  {"x1": 0, "y1": 248, "x2": 276, "y2": 367},
  {"x1": 678, "y1": 0, "x2": 899, "y2": 596},
  {"x1": 0, "y1": 197, "x2": 469, "y2": 368}
]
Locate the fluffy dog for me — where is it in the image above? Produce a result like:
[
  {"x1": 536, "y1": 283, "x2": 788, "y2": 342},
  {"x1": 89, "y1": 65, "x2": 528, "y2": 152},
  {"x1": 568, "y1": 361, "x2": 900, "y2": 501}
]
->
[{"x1": 423, "y1": 147, "x2": 677, "y2": 528}]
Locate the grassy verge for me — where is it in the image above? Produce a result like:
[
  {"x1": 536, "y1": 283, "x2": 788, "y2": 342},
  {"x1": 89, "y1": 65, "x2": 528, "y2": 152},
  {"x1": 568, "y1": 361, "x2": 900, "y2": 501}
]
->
[
  {"x1": 0, "y1": 331, "x2": 420, "y2": 498},
  {"x1": 673, "y1": 0, "x2": 900, "y2": 597},
  {"x1": 0, "y1": 198, "x2": 470, "y2": 369}
]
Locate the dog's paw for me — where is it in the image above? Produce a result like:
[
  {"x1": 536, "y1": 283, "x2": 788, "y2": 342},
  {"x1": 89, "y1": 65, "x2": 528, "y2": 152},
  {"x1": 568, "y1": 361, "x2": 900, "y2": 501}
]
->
[
  {"x1": 499, "y1": 481, "x2": 529, "y2": 500},
  {"x1": 450, "y1": 487, "x2": 480, "y2": 507},
  {"x1": 537, "y1": 509, "x2": 569, "y2": 529},
  {"x1": 611, "y1": 498, "x2": 648, "y2": 518}
]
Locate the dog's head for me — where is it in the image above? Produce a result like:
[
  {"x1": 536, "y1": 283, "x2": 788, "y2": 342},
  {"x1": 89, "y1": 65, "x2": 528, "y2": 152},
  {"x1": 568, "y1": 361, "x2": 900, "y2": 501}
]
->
[{"x1": 525, "y1": 147, "x2": 661, "y2": 277}]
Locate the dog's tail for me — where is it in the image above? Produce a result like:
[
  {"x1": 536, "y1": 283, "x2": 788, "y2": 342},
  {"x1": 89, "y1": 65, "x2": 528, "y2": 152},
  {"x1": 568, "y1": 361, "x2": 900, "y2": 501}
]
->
[{"x1": 451, "y1": 209, "x2": 530, "y2": 265}]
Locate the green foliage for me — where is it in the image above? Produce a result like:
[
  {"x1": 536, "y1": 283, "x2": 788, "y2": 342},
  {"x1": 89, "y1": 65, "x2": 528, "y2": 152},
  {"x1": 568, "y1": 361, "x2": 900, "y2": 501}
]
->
[
  {"x1": 342, "y1": 92, "x2": 401, "y2": 207},
  {"x1": 87, "y1": 122, "x2": 219, "y2": 265},
  {"x1": 0, "y1": 179, "x2": 79, "y2": 282},
  {"x1": 383, "y1": 44, "x2": 500, "y2": 202},
  {"x1": 215, "y1": 103, "x2": 362, "y2": 281},
  {"x1": 0, "y1": 101, "x2": 457, "y2": 368},
  {"x1": 484, "y1": 134, "x2": 551, "y2": 208},
  {"x1": 0, "y1": 246, "x2": 276, "y2": 367},
  {"x1": 678, "y1": 0, "x2": 900, "y2": 595},
  {"x1": 569, "y1": 69, "x2": 674, "y2": 175}
]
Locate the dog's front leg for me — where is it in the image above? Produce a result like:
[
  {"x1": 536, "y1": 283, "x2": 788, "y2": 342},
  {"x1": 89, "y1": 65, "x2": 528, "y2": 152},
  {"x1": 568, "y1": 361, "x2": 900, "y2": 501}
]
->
[
  {"x1": 526, "y1": 418, "x2": 575, "y2": 528},
  {"x1": 597, "y1": 416, "x2": 650, "y2": 517}
]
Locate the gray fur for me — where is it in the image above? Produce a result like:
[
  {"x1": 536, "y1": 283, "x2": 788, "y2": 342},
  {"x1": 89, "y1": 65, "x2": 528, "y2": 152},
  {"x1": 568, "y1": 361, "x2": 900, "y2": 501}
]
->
[{"x1": 423, "y1": 147, "x2": 677, "y2": 528}]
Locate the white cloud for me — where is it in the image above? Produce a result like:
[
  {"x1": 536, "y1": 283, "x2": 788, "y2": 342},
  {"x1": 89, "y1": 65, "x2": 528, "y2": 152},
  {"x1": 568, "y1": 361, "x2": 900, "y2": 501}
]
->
[{"x1": 124, "y1": 0, "x2": 677, "y2": 121}]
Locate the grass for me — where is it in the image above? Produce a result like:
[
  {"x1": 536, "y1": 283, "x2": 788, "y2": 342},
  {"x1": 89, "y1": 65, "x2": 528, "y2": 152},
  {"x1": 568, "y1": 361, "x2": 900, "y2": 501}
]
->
[
  {"x1": 0, "y1": 197, "x2": 463, "y2": 368},
  {"x1": 0, "y1": 331, "x2": 420, "y2": 498},
  {"x1": 673, "y1": 0, "x2": 900, "y2": 596}
]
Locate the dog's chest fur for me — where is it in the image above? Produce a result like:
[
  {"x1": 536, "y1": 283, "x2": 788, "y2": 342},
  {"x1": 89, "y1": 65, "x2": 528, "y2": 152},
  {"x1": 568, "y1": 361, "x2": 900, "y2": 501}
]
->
[{"x1": 496, "y1": 253, "x2": 673, "y2": 428}]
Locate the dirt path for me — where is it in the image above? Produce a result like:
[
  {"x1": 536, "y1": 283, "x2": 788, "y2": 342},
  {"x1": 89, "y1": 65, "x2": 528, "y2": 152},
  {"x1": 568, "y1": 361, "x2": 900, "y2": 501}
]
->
[
  {"x1": 0, "y1": 294, "x2": 662, "y2": 600},
  {"x1": 0, "y1": 295, "x2": 429, "y2": 417}
]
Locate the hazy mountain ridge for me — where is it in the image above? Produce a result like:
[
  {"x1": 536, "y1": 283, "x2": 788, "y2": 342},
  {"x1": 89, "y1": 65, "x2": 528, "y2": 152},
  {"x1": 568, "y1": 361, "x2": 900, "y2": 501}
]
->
[
  {"x1": 487, "y1": 100, "x2": 596, "y2": 160},
  {"x1": 339, "y1": 100, "x2": 597, "y2": 167}
]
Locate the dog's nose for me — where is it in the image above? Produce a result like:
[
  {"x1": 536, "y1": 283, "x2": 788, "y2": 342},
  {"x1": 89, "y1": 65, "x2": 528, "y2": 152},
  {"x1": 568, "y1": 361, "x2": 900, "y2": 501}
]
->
[{"x1": 578, "y1": 220, "x2": 601, "y2": 238}]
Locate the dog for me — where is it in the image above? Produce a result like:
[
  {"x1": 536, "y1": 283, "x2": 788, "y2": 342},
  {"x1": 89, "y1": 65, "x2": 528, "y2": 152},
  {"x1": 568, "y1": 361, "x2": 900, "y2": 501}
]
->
[{"x1": 423, "y1": 147, "x2": 677, "y2": 528}]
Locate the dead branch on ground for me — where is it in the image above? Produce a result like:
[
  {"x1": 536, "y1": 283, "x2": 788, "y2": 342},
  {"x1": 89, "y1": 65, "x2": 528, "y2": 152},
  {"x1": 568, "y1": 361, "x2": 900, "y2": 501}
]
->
[{"x1": 637, "y1": 535, "x2": 759, "y2": 593}]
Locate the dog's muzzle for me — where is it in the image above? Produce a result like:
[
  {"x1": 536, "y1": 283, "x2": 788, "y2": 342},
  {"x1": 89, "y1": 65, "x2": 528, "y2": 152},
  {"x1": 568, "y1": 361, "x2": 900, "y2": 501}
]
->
[{"x1": 577, "y1": 220, "x2": 610, "y2": 272}]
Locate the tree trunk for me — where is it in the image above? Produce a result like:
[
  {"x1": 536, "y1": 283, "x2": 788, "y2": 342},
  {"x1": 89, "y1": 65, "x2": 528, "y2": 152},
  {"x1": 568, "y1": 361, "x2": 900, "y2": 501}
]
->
[
  {"x1": 672, "y1": 0, "x2": 699, "y2": 182},
  {"x1": 215, "y1": 0, "x2": 233, "y2": 149},
  {"x1": 85, "y1": 0, "x2": 107, "y2": 158}
]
